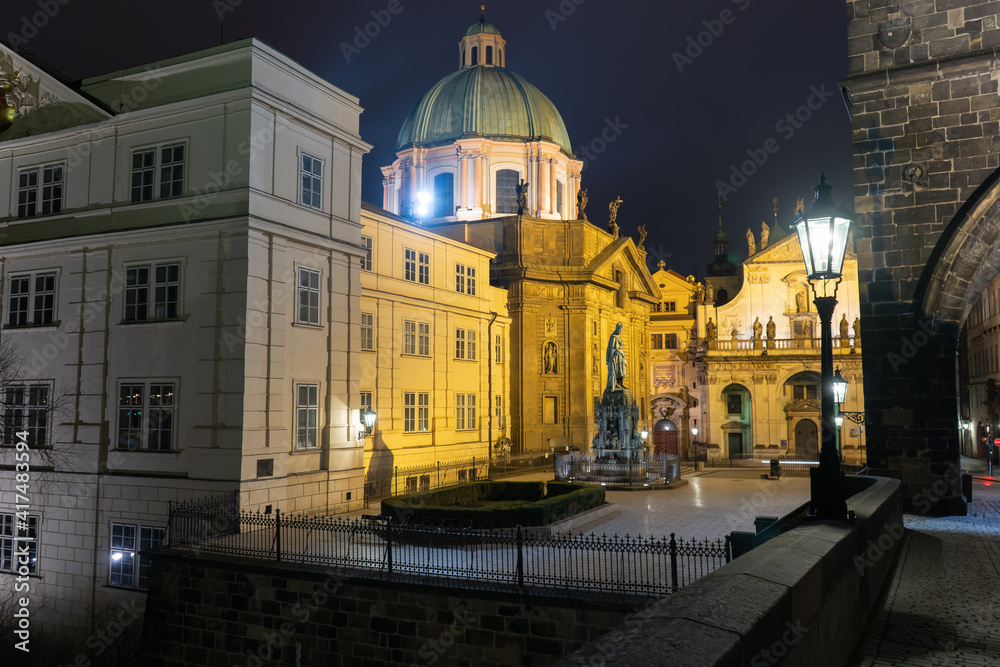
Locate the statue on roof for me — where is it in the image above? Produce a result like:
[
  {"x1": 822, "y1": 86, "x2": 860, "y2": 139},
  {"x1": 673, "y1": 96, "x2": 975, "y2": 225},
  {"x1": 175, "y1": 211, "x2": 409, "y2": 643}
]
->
[
  {"x1": 794, "y1": 197, "x2": 806, "y2": 217},
  {"x1": 761, "y1": 220, "x2": 770, "y2": 249},
  {"x1": 637, "y1": 224, "x2": 647, "y2": 250},
  {"x1": 577, "y1": 187, "x2": 589, "y2": 221},
  {"x1": 608, "y1": 196, "x2": 623, "y2": 238},
  {"x1": 746, "y1": 228, "x2": 756, "y2": 256}
]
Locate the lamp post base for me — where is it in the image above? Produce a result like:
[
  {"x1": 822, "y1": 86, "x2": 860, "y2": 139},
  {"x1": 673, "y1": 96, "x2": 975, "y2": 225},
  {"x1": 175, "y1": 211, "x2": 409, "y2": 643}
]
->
[{"x1": 809, "y1": 459, "x2": 850, "y2": 520}]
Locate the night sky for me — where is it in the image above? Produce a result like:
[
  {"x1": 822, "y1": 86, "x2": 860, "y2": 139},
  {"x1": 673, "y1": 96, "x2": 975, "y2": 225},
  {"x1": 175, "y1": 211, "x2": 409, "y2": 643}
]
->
[{"x1": 2, "y1": 0, "x2": 852, "y2": 278}]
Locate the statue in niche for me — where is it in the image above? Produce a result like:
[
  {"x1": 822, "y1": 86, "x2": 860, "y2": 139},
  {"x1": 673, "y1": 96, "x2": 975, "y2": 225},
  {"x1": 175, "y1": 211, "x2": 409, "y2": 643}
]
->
[
  {"x1": 516, "y1": 179, "x2": 529, "y2": 215},
  {"x1": 753, "y1": 317, "x2": 763, "y2": 340},
  {"x1": 853, "y1": 316, "x2": 861, "y2": 340},
  {"x1": 577, "y1": 187, "x2": 589, "y2": 221},
  {"x1": 766, "y1": 315, "x2": 776, "y2": 340},
  {"x1": 592, "y1": 341, "x2": 600, "y2": 376},
  {"x1": 761, "y1": 220, "x2": 770, "y2": 249},
  {"x1": 605, "y1": 322, "x2": 627, "y2": 392},
  {"x1": 795, "y1": 289, "x2": 807, "y2": 313},
  {"x1": 746, "y1": 228, "x2": 756, "y2": 256},
  {"x1": 543, "y1": 341, "x2": 558, "y2": 374},
  {"x1": 706, "y1": 318, "x2": 717, "y2": 341}
]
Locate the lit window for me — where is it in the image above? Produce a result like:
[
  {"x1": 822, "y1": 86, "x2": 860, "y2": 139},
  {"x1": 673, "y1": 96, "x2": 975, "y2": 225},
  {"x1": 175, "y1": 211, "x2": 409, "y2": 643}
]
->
[
  {"x1": 7, "y1": 272, "x2": 56, "y2": 327},
  {"x1": 1, "y1": 514, "x2": 39, "y2": 575},
  {"x1": 404, "y1": 392, "x2": 430, "y2": 433},
  {"x1": 295, "y1": 383, "x2": 319, "y2": 449},
  {"x1": 117, "y1": 382, "x2": 175, "y2": 451},
  {"x1": 300, "y1": 153, "x2": 323, "y2": 210},
  {"x1": 297, "y1": 268, "x2": 320, "y2": 325},
  {"x1": 110, "y1": 523, "x2": 164, "y2": 589}
]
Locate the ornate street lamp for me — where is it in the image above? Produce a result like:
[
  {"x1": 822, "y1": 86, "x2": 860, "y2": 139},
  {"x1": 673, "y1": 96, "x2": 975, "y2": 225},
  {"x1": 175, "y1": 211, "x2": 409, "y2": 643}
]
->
[
  {"x1": 359, "y1": 406, "x2": 377, "y2": 440},
  {"x1": 794, "y1": 174, "x2": 853, "y2": 520}
]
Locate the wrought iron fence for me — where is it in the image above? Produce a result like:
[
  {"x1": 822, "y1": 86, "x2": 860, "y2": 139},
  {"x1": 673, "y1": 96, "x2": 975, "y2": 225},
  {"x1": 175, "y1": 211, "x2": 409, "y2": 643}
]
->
[
  {"x1": 555, "y1": 453, "x2": 681, "y2": 486},
  {"x1": 167, "y1": 500, "x2": 730, "y2": 600},
  {"x1": 167, "y1": 491, "x2": 239, "y2": 545}
]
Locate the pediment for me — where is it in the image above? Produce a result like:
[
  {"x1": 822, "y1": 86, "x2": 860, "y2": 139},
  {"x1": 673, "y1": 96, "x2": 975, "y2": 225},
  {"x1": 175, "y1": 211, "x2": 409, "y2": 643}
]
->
[
  {"x1": 784, "y1": 399, "x2": 821, "y2": 413},
  {"x1": 0, "y1": 46, "x2": 109, "y2": 141},
  {"x1": 585, "y1": 236, "x2": 660, "y2": 300}
]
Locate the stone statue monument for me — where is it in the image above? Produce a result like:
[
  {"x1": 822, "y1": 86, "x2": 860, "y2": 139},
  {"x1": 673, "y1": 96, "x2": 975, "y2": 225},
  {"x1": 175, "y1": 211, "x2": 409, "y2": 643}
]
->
[
  {"x1": 839, "y1": 314, "x2": 850, "y2": 347},
  {"x1": 516, "y1": 179, "x2": 529, "y2": 215},
  {"x1": 608, "y1": 197, "x2": 623, "y2": 237},
  {"x1": 746, "y1": 228, "x2": 756, "y2": 256},
  {"x1": 605, "y1": 322, "x2": 627, "y2": 392},
  {"x1": 753, "y1": 317, "x2": 763, "y2": 340},
  {"x1": 766, "y1": 315, "x2": 776, "y2": 340},
  {"x1": 577, "y1": 187, "x2": 589, "y2": 221},
  {"x1": 637, "y1": 224, "x2": 647, "y2": 250},
  {"x1": 761, "y1": 220, "x2": 770, "y2": 249},
  {"x1": 853, "y1": 316, "x2": 861, "y2": 340},
  {"x1": 706, "y1": 317, "x2": 717, "y2": 341}
]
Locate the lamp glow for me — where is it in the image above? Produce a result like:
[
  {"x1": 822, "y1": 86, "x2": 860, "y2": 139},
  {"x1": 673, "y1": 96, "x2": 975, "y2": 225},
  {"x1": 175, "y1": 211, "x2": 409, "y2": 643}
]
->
[{"x1": 833, "y1": 368, "x2": 848, "y2": 405}]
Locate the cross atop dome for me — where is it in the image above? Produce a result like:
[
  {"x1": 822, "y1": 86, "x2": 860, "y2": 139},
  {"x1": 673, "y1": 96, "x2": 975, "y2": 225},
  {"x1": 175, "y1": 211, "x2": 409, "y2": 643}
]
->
[{"x1": 459, "y1": 5, "x2": 506, "y2": 69}]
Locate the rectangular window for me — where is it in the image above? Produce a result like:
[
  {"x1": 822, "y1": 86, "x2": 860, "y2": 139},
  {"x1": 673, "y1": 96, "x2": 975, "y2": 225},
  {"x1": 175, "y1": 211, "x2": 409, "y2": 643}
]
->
[
  {"x1": 361, "y1": 312, "x2": 374, "y2": 351},
  {"x1": 1, "y1": 514, "x2": 38, "y2": 575},
  {"x1": 466, "y1": 394, "x2": 476, "y2": 430},
  {"x1": 404, "y1": 248, "x2": 417, "y2": 282},
  {"x1": 17, "y1": 169, "x2": 38, "y2": 218},
  {"x1": 556, "y1": 180, "x2": 564, "y2": 216},
  {"x1": 2, "y1": 384, "x2": 49, "y2": 448},
  {"x1": 361, "y1": 236, "x2": 373, "y2": 272},
  {"x1": 295, "y1": 383, "x2": 319, "y2": 449},
  {"x1": 418, "y1": 252, "x2": 430, "y2": 285},
  {"x1": 300, "y1": 153, "x2": 323, "y2": 210},
  {"x1": 8, "y1": 272, "x2": 57, "y2": 327},
  {"x1": 456, "y1": 329, "x2": 465, "y2": 359},
  {"x1": 727, "y1": 394, "x2": 742, "y2": 415},
  {"x1": 404, "y1": 392, "x2": 416, "y2": 432},
  {"x1": 110, "y1": 523, "x2": 164, "y2": 589},
  {"x1": 404, "y1": 320, "x2": 417, "y2": 355},
  {"x1": 495, "y1": 333, "x2": 503, "y2": 364},
  {"x1": 130, "y1": 149, "x2": 155, "y2": 203},
  {"x1": 665, "y1": 333, "x2": 678, "y2": 349},
  {"x1": 455, "y1": 393, "x2": 466, "y2": 430},
  {"x1": 455, "y1": 328, "x2": 477, "y2": 360},
  {"x1": 360, "y1": 391, "x2": 373, "y2": 412},
  {"x1": 455, "y1": 264, "x2": 476, "y2": 295},
  {"x1": 664, "y1": 301, "x2": 676, "y2": 312},
  {"x1": 117, "y1": 382, "x2": 175, "y2": 451},
  {"x1": 418, "y1": 392, "x2": 429, "y2": 431},
  {"x1": 297, "y1": 268, "x2": 320, "y2": 325},
  {"x1": 651, "y1": 333, "x2": 663, "y2": 350},
  {"x1": 159, "y1": 144, "x2": 185, "y2": 199},
  {"x1": 18, "y1": 165, "x2": 63, "y2": 218},
  {"x1": 418, "y1": 322, "x2": 430, "y2": 356},
  {"x1": 495, "y1": 394, "x2": 504, "y2": 429},
  {"x1": 124, "y1": 263, "x2": 180, "y2": 322}
]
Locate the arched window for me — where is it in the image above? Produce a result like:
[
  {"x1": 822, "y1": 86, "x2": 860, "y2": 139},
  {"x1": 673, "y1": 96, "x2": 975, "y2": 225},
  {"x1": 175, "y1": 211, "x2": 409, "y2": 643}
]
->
[
  {"x1": 433, "y1": 173, "x2": 454, "y2": 218},
  {"x1": 471, "y1": 46, "x2": 478, "y2": 65},
  {"x1": 496, "y1": 169, "x2": 518, "y2": 213},
  {"x1": 486, "y1": 46, "x2": 493, "y2": 65}
]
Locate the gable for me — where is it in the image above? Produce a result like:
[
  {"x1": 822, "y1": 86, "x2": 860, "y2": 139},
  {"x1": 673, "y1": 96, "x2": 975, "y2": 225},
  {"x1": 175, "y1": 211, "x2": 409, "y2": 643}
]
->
[
  {"x1": 0, "y1": 45, "x2": 109, "y2": 141},
  {"x1": 586, "y1": 237, "x2": 661, "y2": 302}
]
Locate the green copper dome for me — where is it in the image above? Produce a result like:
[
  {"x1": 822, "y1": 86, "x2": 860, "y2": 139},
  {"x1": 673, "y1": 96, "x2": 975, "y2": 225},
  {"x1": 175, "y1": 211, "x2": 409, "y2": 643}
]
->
[
  {"x1": 396, "y1": 66, "x2": 573, "y2": 154},
  {"x1": 465, "y1": 20, "x2": 501, "y2": 36}
]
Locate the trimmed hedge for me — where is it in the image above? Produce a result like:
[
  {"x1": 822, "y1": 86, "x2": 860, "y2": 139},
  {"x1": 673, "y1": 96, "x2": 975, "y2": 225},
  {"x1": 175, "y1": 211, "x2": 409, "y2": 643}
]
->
[{"x1": 380, "y1": 481, "x2": 605, "y2": 528}]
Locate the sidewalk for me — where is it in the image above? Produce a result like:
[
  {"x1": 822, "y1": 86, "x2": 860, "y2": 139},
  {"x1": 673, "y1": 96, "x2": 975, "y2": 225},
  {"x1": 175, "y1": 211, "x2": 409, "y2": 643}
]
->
[{"x1": 849, "y1": 474, "x2": 1000, "y2": 666}]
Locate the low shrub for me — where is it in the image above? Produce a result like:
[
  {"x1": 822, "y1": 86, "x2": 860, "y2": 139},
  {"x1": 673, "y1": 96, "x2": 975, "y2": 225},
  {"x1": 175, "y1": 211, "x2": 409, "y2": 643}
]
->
[{"x1": 381, "y1": 481, "x2": 604, "y2": 528}]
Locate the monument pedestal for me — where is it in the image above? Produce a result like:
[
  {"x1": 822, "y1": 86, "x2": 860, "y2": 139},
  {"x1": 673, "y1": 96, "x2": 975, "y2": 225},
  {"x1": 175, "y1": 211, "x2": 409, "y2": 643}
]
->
[{"x1": 592, "y1": 388, "x2": 643, "y2": 460}]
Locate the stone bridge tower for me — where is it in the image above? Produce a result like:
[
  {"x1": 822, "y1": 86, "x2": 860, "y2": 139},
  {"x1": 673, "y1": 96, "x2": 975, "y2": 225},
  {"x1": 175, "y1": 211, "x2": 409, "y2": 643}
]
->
[{"x1": 844, "y1": 1, "x2": 1000, "y2": 513}]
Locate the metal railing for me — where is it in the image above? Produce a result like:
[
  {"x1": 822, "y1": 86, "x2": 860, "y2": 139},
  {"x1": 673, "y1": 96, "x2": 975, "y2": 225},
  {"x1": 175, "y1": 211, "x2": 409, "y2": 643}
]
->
[{"x1": 167, "y1": 497, "x2": 730, "y2": 601}]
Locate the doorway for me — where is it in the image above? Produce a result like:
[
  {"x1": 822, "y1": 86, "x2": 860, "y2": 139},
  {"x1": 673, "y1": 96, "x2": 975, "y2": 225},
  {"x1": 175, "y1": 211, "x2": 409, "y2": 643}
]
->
[{"x1": 794, "y1": 419, "x2": 818, "y2": 460}]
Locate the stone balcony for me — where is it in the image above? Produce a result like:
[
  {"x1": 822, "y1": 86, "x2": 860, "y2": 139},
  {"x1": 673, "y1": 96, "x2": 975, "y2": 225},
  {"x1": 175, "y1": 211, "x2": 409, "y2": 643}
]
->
[{"x1": 704, "y1": 336, "x2": 861, "y2": 356}]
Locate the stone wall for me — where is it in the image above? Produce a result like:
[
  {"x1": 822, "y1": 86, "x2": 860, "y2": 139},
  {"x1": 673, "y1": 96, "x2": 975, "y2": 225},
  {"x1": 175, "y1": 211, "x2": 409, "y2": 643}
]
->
[
  {"x1": 844, "y1": 0, "x2": 1000, "y2": 513},
  {"x1": 139, "y1": 553, "x2": 633, "y2": 667},
  {"x1": 556, "y1": 475, "x2": 903, "y2": 666}
]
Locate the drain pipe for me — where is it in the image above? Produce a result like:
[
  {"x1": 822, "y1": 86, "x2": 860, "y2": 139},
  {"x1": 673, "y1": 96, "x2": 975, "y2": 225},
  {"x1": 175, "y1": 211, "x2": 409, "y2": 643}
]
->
[{"x1": 487, "y1": 311, "x2": 498, "y2": 470}]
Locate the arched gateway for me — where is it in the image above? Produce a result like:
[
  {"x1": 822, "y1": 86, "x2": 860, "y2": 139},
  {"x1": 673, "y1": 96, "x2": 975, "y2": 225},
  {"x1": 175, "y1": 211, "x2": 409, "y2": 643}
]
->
[{"x1": 843, "y1": 2, "x2": 1000, "y2": 514}]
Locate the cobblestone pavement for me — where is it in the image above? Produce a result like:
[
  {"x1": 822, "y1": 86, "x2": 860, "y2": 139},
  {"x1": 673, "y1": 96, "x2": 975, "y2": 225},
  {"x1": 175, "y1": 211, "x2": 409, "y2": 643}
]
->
[{"x1": 850, "y1": 476, "x2": 1000, "y2": 666}]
